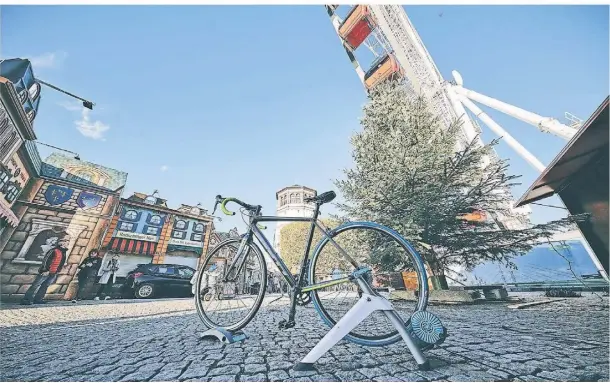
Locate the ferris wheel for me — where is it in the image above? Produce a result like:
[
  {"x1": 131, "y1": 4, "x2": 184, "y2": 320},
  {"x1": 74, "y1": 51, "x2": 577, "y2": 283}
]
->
[{"x1": 324, "y1": 4, "x2": 581, "y2": 230}]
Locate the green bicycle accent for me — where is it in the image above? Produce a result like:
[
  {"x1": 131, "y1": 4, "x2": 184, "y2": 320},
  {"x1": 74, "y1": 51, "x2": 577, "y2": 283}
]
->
[
  {"x1": 221, "y1": 198, "x2": 266, "y2": 229},
  {"x1": 220, "y1": 198, "x2": 237, "y2": 216},
  {"x1": 300, "y1": 277, "x2": 350, "y2": 292}
]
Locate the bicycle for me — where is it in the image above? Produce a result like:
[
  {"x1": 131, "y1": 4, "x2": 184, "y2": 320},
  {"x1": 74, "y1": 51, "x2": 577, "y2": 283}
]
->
[{"x1": 195, "y1": 191, "x2": 434, "y2": 348}]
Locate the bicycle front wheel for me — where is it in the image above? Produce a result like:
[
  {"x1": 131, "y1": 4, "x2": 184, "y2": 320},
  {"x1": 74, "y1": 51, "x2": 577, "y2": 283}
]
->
[
  {"x1": 308, "y1": 221, "x2": 428, "y2": 347},
  {"x1": 195, "y1": 238, "x2": 267, "y2": 331}
]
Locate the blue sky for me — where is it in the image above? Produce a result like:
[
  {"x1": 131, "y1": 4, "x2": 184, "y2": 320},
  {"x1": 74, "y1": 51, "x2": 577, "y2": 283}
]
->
[{"x1": 2, "y1": 5, "x2": 608, "y2": 235}]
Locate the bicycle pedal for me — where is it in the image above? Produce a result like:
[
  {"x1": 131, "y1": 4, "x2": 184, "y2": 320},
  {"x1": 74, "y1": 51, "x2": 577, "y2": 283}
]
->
[{"x1": 278, "y1": 319, "x2": 296, "y2": 329}]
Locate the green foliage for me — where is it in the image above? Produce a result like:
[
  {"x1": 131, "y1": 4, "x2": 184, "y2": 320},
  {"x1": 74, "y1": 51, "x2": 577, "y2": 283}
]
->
[
  {"x1": 279, "y1": 219, "x2": 348, "y2": 276},
  {"x1": 335, "y1": 80, "x2": 583, "y2": 275}
]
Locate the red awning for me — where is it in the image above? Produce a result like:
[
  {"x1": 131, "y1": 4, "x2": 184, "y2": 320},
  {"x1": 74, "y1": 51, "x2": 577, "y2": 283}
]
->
[
  {"x1": 0, "y1": 203, "x2": 19, "y2": 227},
  {"x1": 107, "y1": 237, "x2": 157, "y2": 256}
]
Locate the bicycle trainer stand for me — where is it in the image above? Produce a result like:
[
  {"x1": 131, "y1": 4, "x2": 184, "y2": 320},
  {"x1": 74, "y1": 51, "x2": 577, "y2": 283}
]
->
[
  {"x1": 294, "y1": 274, "x2": 447, "y2": 372},
  {"x1": 200, "y1": 327, "x2": 248, "y2": 345}
]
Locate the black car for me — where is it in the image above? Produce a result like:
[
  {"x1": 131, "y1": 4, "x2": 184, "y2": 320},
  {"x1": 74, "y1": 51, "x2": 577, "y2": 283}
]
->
[{"x1": 123, "y1": 264, "x2": 195, "y2": 299}]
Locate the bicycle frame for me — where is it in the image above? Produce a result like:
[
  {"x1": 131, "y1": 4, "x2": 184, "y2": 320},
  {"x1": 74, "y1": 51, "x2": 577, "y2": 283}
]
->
[{"x1": 222, "y1": 206, "x2": 363, "y2": 296}]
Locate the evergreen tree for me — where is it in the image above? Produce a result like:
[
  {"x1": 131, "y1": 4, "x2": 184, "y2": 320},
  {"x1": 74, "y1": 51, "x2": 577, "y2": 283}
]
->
[{"x1": 335, "y1": 80, "x2": 584, "y2": 278}]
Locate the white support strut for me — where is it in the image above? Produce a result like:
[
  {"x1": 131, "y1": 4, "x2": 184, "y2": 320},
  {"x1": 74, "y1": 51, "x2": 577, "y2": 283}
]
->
[
  {"x1": 296, "y1": 293, "x2": 428, "y2": 370},
  {"x1": 458, "y1": 94, "x2": 547, "y2": 172},
  {"x1": 452, "y1": 85, "x2": 577, "y2": 140}
]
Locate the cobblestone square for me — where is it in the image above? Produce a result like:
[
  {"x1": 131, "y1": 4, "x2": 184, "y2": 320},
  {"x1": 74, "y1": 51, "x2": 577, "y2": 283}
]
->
[{"x1": 1, "y1": 293, "x2": 608, "y2": 382}]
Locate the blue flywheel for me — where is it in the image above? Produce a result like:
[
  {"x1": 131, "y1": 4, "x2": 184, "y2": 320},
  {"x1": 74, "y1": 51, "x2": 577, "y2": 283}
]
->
[{"x1": 410, "y1": 311, "x2": 446, "y2": 345}]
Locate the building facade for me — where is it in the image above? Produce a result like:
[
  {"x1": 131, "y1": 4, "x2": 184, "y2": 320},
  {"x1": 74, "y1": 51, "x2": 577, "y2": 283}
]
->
[
  {"x1": 0, "y1": 153, "x2": 127, "y2": 302},
  {"x1": 100, "y1": 191, "x2": 214, "y2": 277},
  {"x1": 0, "y1": 59, "x2": 38, "y2": 236},
  {"x1": 273, "y1": 185, "x2": 317, "y2": 252}
]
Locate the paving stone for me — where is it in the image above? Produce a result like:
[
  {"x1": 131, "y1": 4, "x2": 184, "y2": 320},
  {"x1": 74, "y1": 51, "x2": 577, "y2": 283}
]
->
[
  {"x1": 241, "y1": 373, "x2": 267, "y2": 382},
  {"x1": 208, "y1": 374, "x2": 237, "y2": 382},
  {"x1": 243, "y1": 363, "x2": 267, "y2": 374},
  {"x1": 207, "y1": 365, "x2": 240, "y2": 377},
  {"x1": 1, "y1": 294, "x2": 608, "y2": 383},
  {"x1": 334, "y1": 370, "x2": 368, "y2": 381},
  {"x1": 267, "y1": 369, "x2": 290, "y2": 381}
]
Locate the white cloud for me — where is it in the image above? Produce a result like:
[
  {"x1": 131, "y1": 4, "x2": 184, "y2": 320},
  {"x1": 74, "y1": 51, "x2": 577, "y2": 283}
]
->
[
  {"x1": 30, "y1": 51, "x2": 68, "y2": 69},
  {"x1": 58, "y1": 100, "x2": 82, "y2": 112},
  {"x1": 75, "y1": 108, "x2": 110, "y2": 141},
  {"x1": 160, "y1": 165, "x2": 169, "y2": 172}
]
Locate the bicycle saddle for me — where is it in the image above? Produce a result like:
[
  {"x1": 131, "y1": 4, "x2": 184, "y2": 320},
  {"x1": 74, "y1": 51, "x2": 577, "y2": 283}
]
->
[{"x1": 305, "y1": 191, "x2": 336, "y2": 205}]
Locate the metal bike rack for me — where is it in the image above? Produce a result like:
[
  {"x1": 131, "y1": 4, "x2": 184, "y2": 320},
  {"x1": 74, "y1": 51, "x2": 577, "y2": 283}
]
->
[
  {"x1": 294, "y1": 277, "x2": 446, "y2": 372},
  {"x1": 200, "y1": 327, "x2": 248, "y2": 345}
]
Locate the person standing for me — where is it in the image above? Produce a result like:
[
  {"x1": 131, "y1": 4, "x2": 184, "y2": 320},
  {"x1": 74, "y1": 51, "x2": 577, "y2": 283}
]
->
[
  {"x1": 21, "y1": 237, "x2": 70, "y2": 305},
  {"x1": 94, "y1": 253, "x2": 120, "y2": 300},
  {"x1": 72, "y1": 249, "x2": 102, "y2": 302}
]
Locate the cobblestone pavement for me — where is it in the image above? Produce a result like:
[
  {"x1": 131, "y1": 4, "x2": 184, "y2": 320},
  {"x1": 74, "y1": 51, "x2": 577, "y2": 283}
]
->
[{"x1": 1, "y1": 293, "x2": 608, "y2": 382}]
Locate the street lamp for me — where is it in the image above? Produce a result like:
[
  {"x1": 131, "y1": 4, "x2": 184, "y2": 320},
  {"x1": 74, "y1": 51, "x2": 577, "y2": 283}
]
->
[
  {"x1": 36, "y1": 141, "x2": 81, "y2": 160},
  {"x1": 37, "y1": 79, "x2": 95, "y2": 110}
]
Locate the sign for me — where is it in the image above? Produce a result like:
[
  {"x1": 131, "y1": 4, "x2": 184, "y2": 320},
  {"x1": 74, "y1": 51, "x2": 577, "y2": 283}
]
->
[
  {"x1": 44, "y1": 185, "x2": 74, "y2": 206},
  {"x1": 115, "y1": 230, "x2": 159, "y2": 242},
  {"x1": 168, "y1": 238, "x2": 204, "y2": 248},
  {"x1": 77, "y1": 191, "x2": 102, "y2": 210}
]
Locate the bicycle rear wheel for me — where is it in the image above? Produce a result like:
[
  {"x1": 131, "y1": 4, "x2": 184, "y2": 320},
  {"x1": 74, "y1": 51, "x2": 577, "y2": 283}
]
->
[
  {"x1": 308, "y1": 221, "x2": 428, "y2": 347},
  {"x1": 195, "y1": 238, "x2": 267, "y2": 331}
]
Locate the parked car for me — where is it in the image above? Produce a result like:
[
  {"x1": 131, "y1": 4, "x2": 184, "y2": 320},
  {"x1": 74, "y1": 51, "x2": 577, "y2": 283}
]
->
[{"x1": 123, "y1": 264, "x2": 195, "y2": 299}]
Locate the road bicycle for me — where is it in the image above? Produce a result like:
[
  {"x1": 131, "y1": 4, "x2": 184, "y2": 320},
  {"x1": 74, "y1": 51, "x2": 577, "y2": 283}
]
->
[{"x1": 194, "y1": 191, "x2": 433, "y2": 348}]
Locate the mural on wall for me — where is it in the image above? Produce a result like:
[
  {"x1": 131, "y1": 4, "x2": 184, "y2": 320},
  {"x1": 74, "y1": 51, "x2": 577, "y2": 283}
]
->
[
  {"x1": 41, "y1": 153, "x2": 128, "y2": 191},
  {"x1": 167, "y1": 216, "x2": 208, "y2": 255},
  {"x1": 44, "y1": 185, "x2": 74, "y2": 206},
  {"x1": 76, "y1": 191, "x2": 102, "y2": 210},
  {"x1": 13, "y1": 218, "x2": 86, "y2": 264},
  {"x1": 1, "y1": 152, "x2": 30, "y2": 208},
  {"x1": 113, "y1": 205, "x2": 167, "y2": 242}
]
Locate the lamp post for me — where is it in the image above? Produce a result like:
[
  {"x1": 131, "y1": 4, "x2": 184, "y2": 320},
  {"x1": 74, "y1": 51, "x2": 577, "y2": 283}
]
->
[
  {"x1": 37, "y1": 79, "x2": 95, "y2": 110},
  {"x1": 35, "y1": 141, "x2": 81, "y2": 160}
]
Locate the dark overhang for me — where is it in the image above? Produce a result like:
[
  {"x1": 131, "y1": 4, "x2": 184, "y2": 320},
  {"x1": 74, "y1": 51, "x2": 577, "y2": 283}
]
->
[{"x1": 515, "y1": 96, "x2": 609, "y2": 207}]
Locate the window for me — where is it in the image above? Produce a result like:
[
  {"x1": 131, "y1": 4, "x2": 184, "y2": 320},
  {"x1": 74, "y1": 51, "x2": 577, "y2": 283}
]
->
[
  {"x1": 296, "y1": 193, "x2": 301, "y2": 203},
  {"x1": 290, "y1": 193, "x2": 295, "y2": 204},
  {"x1": 4, "y1": 182, "x2": 20, "y2": 203},
  {"x1": 172, "y1": 230, "x2": 186, "y2": 239},
  {"x1": 192, "y1": 233, "x2": 203, "y2": 241},
  {"x1": 119, "y1": 222, "x2": 134, "y2": 231},
  {"x1": 0, "y1": 166, "x2": 9, "y2": 191},
  {"x1": 175, "y1": 220, "x2": 187, "y2": 230},
  {"x1": 149, "y1": 215, "x2": 162, "y2": 225},
  {"x1": 194, "y1": 223, "x2": 205, "y2": 232},
  {"x1": 178, "y1": 267, "x2": 194, "y2": 279},
  {"x1": 124, "y1": 210, "x2": 138, "y2": 220},
  {"x1": 146, "y1": 226, "x2": 158, "y2": 235},
  {"x1": 157, "y1": 266, "x2": 175, "y2": 275},
  {"x1": 28, "y1": 82, "x2": 41, "y2": 100}
]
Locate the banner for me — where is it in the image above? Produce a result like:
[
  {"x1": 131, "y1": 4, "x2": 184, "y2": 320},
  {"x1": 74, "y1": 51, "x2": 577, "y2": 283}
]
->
[
  {"x1": 116, "y1": 230, "x2": 159, "y2": 242},
  {"x1": 168, "y1": 237, "x2": 203, "y2": 248}
]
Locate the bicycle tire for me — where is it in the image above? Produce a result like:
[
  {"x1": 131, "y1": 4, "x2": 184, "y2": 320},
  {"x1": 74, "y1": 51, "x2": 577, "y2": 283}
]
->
[
  {"x1": 308, "y1": 221, "x2": 428, "y2": 347},
  {"x1": 195, "y1": 238, "x2": 267, "y2": 332}
]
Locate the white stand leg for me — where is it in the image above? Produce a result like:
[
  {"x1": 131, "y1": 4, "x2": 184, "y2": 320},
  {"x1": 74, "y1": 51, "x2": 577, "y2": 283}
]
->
[{"x1": 295, "y1": 294, "x2": 429, "y2": 371}]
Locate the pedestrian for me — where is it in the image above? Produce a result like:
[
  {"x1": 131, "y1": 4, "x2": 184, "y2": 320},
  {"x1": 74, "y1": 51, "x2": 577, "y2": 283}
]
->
[
  {"x1": 72, "y1": 249, "x2": 102, "y2": 303},
  {"x1": 94, "y1": 253, "x2": 120, "y2": 300},
  {"x1": 21, "y1": 237, "x2": 70, "y2": 305}
]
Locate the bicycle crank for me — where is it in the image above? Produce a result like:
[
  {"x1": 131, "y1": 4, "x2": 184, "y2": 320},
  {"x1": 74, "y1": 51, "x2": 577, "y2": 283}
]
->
[{"x1": 296, "y1": 291, "x2": 311, "y2": 306}]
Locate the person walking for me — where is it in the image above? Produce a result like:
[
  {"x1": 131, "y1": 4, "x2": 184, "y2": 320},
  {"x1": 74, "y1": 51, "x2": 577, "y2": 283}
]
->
[
  {"x1": 21, "y1": 237, "x2": 70, "y2": 305},
  {"x1": 94, "y1": 253, "x2": 120, "y2": 300},
  {"x1": 72, "y1": 249, "x2": 102, "y2": 302}
]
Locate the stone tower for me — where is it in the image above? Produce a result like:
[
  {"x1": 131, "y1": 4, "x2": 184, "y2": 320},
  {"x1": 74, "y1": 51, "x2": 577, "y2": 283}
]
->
[{"x1": 273, "y1": 185, "x2": 317, "y2": 253}]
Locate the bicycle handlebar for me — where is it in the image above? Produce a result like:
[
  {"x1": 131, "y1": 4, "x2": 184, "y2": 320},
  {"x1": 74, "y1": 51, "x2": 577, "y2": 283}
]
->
[{"x1": 214, "y1": 195, "x2": 267, "y2": 230}]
